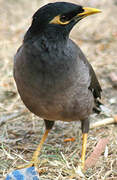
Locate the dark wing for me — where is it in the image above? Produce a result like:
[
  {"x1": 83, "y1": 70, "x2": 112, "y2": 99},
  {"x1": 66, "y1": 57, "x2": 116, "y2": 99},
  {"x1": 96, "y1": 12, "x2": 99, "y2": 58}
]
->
[
  {"x1": 88, "y1": 64, "x2": 102, "y2": 113},
  {"x1": 76, "y1": 43, "x2": 102, "y2": 112},
  {"x1": 88, "y1": 64, "x2": 102, "y2": 99},
  {"x1": 76, "y1": 44, "x2": 102, "y2": 99}
]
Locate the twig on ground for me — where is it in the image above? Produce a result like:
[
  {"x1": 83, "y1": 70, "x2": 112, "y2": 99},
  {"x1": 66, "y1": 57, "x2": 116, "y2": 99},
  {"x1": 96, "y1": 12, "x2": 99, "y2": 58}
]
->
[{"x1": 90, "y1": 116, "x2": 117, "y2": 129}]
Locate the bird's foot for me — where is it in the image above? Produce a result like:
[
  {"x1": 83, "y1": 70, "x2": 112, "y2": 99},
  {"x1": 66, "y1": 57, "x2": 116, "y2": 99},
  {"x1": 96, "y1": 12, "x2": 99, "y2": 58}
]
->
[
  {"x1": 16, "y1": 160, "x2": 38, "y2": 169},
  {"x1": 16, "y1": 160, "x2": 45, "y2": 173},
  {"x1": 16, "y1": 129, "x2": 50, "y2": 173},
  {"x1": 75, "y1": 165, "x2": 85, "y2": 178}
]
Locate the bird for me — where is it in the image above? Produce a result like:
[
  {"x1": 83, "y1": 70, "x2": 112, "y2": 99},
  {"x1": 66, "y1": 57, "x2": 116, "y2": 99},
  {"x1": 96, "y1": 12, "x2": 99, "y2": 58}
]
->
[{"x1": 14, "y1": 2, "x2": 102, "y2": 171}]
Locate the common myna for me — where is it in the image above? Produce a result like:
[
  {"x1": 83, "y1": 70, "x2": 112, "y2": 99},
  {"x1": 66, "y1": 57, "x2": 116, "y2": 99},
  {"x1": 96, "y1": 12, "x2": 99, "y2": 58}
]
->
[{"x1": 14, "y1": 2, "x2": 102, "y2": 171}]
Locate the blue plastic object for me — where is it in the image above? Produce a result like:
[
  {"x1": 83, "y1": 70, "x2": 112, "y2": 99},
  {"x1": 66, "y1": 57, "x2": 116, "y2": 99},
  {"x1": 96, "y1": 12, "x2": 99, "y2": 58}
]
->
[{"x1": 5, "y1": 167, "x2": 40, "y2": 180}]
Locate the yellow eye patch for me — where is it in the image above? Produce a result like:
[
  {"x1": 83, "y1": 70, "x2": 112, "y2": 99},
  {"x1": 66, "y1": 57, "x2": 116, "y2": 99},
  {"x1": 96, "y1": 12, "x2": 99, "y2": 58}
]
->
[{"x1": 50, "y1": 15, "x2": 70, "y2": 25}]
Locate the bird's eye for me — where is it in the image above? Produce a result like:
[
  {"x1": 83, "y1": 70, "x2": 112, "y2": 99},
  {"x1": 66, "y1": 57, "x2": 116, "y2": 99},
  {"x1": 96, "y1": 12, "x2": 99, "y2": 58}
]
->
[
  {"x1": 60, "y1": 15, "x2": 68, "y2": 22},
  {"x1": 50, "y1": 15, "x2": 70, "y2": 25}
]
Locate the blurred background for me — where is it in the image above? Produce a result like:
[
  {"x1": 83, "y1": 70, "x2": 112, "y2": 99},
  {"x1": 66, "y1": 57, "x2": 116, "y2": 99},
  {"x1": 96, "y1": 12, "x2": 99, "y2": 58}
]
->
[{"x1": 0, "y1": 0, "x2": 117, "y2": 179}]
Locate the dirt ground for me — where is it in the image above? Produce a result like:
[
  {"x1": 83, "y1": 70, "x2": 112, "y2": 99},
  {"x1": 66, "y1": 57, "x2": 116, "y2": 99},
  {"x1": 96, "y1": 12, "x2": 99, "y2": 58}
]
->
[{"x1": 0, "y1": 0, "x2": 117, "y2": 179}]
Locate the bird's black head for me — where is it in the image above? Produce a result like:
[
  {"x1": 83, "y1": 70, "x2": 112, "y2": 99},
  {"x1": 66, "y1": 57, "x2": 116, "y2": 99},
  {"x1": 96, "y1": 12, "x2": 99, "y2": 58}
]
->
[
  {"x1": 32, "y1": 2, "x2": 83, "y2": 28},
  {"x1": 24, "y1": 2, "x2": 101, "y2": 42}
]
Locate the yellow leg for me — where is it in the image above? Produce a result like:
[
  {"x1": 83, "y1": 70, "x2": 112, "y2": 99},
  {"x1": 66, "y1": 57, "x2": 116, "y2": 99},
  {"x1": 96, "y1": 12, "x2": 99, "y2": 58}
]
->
[
  {"x1": 81, "y1": 133, "x2": 88, "y2": 170},
  {"x1": 31, "y1": 129, "x2": 50, "y2": 165},
  {"x1": 17, "y1": 129, "x2": 50, "y2": 171}
]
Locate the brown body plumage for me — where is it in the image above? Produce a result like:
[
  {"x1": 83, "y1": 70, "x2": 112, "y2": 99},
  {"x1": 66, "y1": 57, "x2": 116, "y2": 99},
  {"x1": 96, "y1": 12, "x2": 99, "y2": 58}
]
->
[{"x1": 14, "y1": 2, "x2": 102, "y2": 171}]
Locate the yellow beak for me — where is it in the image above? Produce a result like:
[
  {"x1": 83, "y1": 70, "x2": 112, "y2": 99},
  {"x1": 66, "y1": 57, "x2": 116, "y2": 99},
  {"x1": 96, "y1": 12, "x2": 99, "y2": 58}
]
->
[{"x1": 78, "y1": 7, "x2": 101, "y2": 17}]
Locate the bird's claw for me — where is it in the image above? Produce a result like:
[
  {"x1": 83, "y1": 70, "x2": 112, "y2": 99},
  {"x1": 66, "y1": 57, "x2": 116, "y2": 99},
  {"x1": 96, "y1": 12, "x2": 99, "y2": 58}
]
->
[
  {"x1": 75, "y1": 165, "x2": 85, "y2": 178},
  {"x1": 16, "y1": 160, "x2": 39, "y2": 170},
  {"x1": 16, "y1": 160, "x2": 46, "y2": 173}
]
